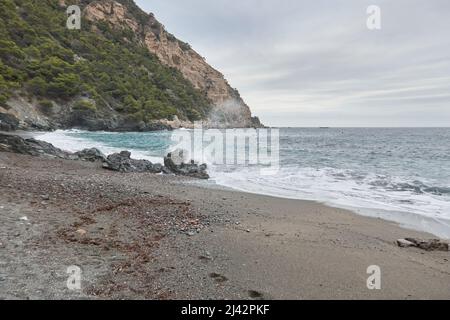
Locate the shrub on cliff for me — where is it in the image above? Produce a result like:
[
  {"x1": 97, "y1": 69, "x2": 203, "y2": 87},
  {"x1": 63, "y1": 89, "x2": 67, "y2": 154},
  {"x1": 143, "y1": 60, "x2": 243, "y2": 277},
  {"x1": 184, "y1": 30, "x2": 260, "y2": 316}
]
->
[
  {"x1": 73, "y1": 100, "x2": 97, "y2": 112},
  {"x1": 27, "y1": 77, "x2": 47, "y2": 96},
  {"x1": 38, "y1": 99, "x2": 54, "y2": 114}
]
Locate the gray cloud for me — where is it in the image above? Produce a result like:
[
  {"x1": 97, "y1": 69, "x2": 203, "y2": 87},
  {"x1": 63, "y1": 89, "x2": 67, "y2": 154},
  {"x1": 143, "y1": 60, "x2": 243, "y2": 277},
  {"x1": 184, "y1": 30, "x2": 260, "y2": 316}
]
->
[{"x1": 136, "y1": 0, "x2": 450, "y2": 126}]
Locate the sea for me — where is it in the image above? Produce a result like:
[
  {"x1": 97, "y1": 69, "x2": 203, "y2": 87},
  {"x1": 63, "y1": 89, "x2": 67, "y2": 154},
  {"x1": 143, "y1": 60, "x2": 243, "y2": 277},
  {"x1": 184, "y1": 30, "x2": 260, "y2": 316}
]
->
[{"x1": 35, "y1": 128, "x2": 450, "y2": 238}]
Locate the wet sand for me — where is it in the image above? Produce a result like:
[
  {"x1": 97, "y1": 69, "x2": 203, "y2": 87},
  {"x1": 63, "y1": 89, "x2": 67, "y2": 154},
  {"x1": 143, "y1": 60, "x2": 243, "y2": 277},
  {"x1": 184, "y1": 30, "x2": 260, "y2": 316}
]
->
[{"x1": 0, "y1": 151, "x2": 449, "y2": 299}]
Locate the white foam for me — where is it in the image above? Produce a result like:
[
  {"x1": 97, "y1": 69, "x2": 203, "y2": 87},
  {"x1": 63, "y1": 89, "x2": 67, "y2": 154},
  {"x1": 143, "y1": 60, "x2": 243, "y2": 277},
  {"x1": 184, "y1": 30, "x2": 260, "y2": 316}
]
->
[
  {"x1": 209, "y1": 166, "x2": 450, "y2": 238},
  {"x1": 34, "y1": 130, "x2": 163, "y2": 163}
]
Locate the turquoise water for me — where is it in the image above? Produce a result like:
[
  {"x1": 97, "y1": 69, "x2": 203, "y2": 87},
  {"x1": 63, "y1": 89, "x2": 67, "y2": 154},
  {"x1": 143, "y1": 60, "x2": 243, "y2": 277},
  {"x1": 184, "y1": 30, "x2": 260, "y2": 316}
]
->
[{"x1": 37, "y1": 128, "x2": 450, "y2": 238}]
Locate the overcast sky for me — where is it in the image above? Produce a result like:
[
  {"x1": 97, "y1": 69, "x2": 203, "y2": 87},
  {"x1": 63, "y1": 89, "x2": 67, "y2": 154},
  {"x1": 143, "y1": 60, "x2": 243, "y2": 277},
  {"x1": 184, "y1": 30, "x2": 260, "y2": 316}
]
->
[{"x1": 135, "y1": 0, "x2": 450, "y2": 127}]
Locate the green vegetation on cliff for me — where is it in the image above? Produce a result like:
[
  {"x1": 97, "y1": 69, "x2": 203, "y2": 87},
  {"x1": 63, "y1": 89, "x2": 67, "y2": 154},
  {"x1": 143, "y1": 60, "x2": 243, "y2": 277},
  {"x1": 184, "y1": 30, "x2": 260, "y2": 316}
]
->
[{"x1": 0, "y1": 0, "x2": 211, "y2": 123}]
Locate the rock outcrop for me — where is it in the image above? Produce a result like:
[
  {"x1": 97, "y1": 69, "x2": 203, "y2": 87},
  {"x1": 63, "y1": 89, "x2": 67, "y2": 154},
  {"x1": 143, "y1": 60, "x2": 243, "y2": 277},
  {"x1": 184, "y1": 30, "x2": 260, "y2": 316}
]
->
[
  {"x1": 0, "y1": 113, "x2": 20, "y2": 132},
  {"x1": 0, "y1": 133, "x2": 73, "y2": 159},
  {"x1": 74, "y1": 148, "x2": 107, "y2": 162},
  {"x1": 102, "y1": 151, "x2": 163, "y2": 173},
  {"x1": 0, "y1": 133, "x2": 108, "y2": 161},
  {"x1": 1, "y1": 98, "x2": 55, "y2": 131},
  {"x1": 0, "y1": 134, "x2": 209, "y2": 179}
]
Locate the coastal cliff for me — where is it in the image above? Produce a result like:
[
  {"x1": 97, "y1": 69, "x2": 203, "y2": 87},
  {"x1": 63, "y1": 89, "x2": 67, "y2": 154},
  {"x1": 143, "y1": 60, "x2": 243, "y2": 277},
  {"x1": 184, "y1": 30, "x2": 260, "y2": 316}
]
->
[{"x1": 0, "y1": 0, "x2": 262, "y2": 131}]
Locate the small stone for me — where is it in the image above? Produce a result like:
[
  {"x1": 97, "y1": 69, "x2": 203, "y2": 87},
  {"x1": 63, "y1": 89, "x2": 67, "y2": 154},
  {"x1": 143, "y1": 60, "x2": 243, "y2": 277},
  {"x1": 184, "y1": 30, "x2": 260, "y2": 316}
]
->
[
  {"x1": 404, "y1": 238, "x2": 449, "y2": 251},
  {"x1": 76, "y1": 229, "x2": 87, "y2": 236},
  {"x1": 397, "y1": 238, "x2": 450, "y2": 251},
  {"x1": 199, "y1": 255, "x2": 212, "y2": 262},
  {"x1": 41, "y1": 195, "x2": 50, "y2": 201},
  {"x1": 397, "y1": 239, "x2": 415, "y2": 248},
  {"x1": 19, "y1": 216, "x2": 29, "y2": 221},
  {"x1": 187, "y1": 231, "x2": 196, "y2": 236},
  {"x1": 246, "y1": 229, "x2": 251, "y2": 233}
]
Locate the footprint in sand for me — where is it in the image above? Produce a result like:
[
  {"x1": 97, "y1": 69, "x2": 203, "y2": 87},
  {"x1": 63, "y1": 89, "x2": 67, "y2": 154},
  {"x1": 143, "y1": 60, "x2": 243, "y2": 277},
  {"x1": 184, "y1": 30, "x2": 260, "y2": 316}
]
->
[
  {"x1": 198, "y1": 255, "x2": 212, "y2": 263},
  {"x1": 248, "y1": 290, "x2": 264, "y2": 300},
  {"x1": 209, "y1": 272, "x2": 228, "y2": 283}
]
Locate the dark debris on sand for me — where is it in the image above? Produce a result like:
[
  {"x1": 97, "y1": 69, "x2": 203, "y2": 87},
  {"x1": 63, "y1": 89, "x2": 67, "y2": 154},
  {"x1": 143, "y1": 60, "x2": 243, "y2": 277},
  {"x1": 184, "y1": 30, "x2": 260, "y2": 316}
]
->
[{"x1": 0, "y1": 153, "x2": 209, "y2": 299}]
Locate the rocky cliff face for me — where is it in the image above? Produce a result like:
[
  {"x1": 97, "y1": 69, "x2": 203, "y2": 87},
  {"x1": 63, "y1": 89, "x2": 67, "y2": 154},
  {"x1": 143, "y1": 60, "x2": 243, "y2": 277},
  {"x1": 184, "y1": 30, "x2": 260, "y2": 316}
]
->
[
  {"x1": 83, "y1": 0, "x2": 262, "y2": 128},
  {"x1": 0, "y1": 0, "x2": 262, "y2": 131}
]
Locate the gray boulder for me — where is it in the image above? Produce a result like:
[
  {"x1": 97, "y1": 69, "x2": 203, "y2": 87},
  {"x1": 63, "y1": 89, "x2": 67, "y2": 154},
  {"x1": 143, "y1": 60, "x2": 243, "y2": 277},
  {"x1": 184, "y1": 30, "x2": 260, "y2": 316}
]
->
[
  {"x1": 405, "y1": 238, "x2": 449, "y2": 251},
  {"x1": 103, "y1": 151, "x2": 162, "y2": 173},
  {"x1": 0, "y1": 134, "x2": 71, "y2": 159},
  {"x1": 75, "y1": 148, "x2": 106, "y2": 162},
  {"x1": 397, "y1": 238, "x2": 449, "y2": 251},
  {"x1": 396, "y1": 239, "x2": 415, "y2": 248}
]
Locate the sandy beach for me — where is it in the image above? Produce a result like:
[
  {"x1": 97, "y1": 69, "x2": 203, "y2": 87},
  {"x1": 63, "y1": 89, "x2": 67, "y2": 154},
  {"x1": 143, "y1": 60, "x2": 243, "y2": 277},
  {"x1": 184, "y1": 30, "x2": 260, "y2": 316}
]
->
[
  {"x1": 0, "y1": 151, "x2": 449, "y2": 300},
  {"x1": 1, "y1": 0, "x2": 450, "y2": 305}
]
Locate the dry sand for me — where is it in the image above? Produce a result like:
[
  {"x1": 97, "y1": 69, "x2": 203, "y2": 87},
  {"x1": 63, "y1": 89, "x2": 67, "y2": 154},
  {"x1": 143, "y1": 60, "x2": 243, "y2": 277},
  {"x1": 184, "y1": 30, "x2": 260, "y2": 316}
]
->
[{"x1": 0, "y1": 151, "x2": 449, "y2": 299}]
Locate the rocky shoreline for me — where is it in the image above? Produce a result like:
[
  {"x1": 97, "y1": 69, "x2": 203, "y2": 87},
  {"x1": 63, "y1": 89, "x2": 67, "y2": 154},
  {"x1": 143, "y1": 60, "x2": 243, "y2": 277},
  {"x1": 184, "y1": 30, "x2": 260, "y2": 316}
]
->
[
  {"x1": 0, "y1": 133, "x2": 209, "y2": 179},
  {"x1": 0, "y1": 108, "x2": 264, "y2": 133}
]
